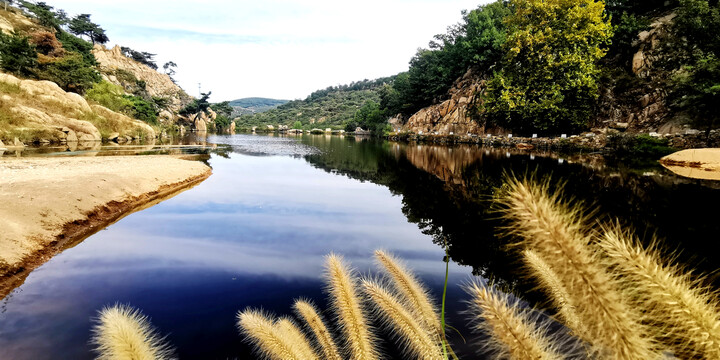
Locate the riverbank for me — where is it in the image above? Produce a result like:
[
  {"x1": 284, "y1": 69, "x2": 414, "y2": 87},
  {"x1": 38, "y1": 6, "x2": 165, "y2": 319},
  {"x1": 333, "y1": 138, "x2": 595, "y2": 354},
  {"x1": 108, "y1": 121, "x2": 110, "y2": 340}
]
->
[
  {"x1": 0, "y1": 156, "x2": 212, "y2": 298},
  {"x1": 387, "y1": 129, "x2": 720, "y2": 152}
]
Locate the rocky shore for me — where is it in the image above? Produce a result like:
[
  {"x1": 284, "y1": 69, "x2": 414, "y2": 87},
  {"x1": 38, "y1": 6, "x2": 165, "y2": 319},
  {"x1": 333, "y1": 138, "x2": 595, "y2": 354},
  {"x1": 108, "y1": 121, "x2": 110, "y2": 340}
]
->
[
  {"x1": 388, "y1": 129, "x2": 720, "y2": 152},
  {"x1": 0, "y1": 156, "x2": 212, "y2": 298}
]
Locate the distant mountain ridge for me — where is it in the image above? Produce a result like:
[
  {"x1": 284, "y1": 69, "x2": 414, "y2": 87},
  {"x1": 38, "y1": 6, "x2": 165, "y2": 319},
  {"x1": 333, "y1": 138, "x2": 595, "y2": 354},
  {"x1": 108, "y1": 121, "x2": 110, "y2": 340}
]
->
[{"x1": 229, "y1": 97, "x2": 289, "y2": 116}]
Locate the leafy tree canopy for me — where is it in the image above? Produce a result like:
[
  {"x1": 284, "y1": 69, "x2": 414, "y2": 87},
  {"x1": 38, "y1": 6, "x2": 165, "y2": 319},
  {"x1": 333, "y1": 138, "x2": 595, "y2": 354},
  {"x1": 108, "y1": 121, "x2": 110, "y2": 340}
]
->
[{"x1": 483, "y1": 0, "x2": 613, "y2": 133}]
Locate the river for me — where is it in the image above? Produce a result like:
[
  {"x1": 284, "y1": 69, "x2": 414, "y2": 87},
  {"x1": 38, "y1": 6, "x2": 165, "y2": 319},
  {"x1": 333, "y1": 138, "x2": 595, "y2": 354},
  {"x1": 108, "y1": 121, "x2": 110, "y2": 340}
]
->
[{"x1": 1, "y1": 133, "x2": 718, "y2": 359}]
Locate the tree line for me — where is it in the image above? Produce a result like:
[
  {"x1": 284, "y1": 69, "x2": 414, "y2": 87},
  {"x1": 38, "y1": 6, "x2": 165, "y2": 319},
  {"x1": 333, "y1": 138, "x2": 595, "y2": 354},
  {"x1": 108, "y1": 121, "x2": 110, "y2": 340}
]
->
[{"x1": 376, "y1": 0, "x2": 720, "y2": 135}]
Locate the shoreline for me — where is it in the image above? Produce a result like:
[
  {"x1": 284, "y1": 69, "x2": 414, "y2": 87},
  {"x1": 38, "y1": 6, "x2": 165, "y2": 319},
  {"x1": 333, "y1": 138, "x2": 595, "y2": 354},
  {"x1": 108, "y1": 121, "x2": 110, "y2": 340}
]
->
[{"x1": 0, "y1": 156, "x2": 212, "y2": 299}]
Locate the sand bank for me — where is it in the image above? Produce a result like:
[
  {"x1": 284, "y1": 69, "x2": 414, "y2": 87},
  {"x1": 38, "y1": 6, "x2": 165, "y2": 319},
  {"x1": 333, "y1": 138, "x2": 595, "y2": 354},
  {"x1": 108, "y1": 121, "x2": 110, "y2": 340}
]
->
[{"x1": 0, "y1": 156, "x2": 212, "y2": 297}]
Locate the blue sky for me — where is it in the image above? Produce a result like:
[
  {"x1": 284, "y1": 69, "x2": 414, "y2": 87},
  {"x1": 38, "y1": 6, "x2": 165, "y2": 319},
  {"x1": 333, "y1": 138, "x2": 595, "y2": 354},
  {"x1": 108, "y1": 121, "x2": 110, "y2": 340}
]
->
[{"x1": 47, "y1": 0, "x2": 490, "y2": 101}]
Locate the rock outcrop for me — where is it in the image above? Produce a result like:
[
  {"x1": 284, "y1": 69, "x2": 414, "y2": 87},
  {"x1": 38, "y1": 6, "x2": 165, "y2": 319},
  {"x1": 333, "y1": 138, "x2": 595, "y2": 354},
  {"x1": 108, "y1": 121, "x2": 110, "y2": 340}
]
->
[
  {"x1": 0, "y1": 72, "x2": 155, "y2": 143},
  {"x1": 402, "y1": 69, "x2": 486, "y2": 136},
  {"x1": 92, "y1": 45, "x2": 193, "y2": 119}
]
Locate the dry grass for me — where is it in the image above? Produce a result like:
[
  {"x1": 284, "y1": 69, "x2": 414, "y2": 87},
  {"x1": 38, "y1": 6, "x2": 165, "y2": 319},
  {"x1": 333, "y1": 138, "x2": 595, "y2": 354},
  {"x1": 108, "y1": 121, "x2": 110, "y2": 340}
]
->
[
  {"x1": 598, "y1": 225, "x2": 720, "y2": 358},
  {"x1": 91, "y1": 304, "x2": 173, "y2": 360},
  {"x1": 293, "y1": 300, "x2": 343, "y2": 360},
  {"x1": 362, "y1": 278, "x2": 443, "y2": 360},
  {"x1": 238, "y1": 309, "x2": 315, "y2": 360},
  {"x1": 496, "y1": 176, "x2": 657, "y2": 359},
  {"x1": 523, "y1": 249, "x2": 585, "y2": 340},
  {"x1": 325, "y1": 253, "x2": 378, "y2": 360},
  {"x1": 375, "y1": 249, "x2": 441, "y2": 335},
  {"x1": 0, "y1": 72, "x2": 155, "y2": 142},
  {"x1": 466, "y1": 281, "x2": 563, "y2": 360}
]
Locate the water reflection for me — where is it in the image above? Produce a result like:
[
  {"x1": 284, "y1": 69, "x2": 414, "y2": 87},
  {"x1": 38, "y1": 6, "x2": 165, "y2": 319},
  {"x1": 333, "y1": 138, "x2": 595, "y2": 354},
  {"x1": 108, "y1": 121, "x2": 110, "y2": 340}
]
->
[{"x1": 1, "y1": 134, "x2": 718, "y2": 359}]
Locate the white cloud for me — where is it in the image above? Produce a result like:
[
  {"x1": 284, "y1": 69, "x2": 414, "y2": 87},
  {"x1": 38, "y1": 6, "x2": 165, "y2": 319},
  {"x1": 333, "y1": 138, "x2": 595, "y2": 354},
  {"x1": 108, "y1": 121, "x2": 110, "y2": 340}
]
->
[{"x1": 46, "y1": 0, "x2": 491, "y2": 101}]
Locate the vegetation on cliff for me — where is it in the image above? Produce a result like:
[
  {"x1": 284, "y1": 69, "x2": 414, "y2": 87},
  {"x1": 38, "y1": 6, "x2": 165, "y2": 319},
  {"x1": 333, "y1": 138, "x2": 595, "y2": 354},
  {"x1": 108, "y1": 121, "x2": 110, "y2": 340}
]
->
[
  {"x1": 235, "y1": 77, "x2": 395, "y2": 132},
  {"x1": 0, "y1": 1, "x2": 194, "y2": 142},
  {"x1": 380, "y1": 0, "x2": 720, "y2": 136}
]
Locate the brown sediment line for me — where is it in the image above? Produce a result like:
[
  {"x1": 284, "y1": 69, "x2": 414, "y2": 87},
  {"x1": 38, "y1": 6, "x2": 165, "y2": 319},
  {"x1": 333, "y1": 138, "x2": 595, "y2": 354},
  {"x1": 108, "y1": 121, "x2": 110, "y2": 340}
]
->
[{"x1": 0, "y1": 167, "x2": 211, "y2": 300}]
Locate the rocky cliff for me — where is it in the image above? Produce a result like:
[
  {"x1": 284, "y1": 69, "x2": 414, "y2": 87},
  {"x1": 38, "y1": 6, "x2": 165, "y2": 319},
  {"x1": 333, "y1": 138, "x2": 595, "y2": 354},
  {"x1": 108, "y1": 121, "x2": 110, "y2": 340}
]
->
[
  {"x1": 0, "y1": 72, "x2": 155, "y2": 145},
  {"x1": 401, "y1": 69, "x2": 486, "y2": 136},
  {"x1": 92, "y1": 45, "x2": 193, "y2": 122},
  {"x1": 401, "y1": 12, "x2": 703, "y2": 140}
]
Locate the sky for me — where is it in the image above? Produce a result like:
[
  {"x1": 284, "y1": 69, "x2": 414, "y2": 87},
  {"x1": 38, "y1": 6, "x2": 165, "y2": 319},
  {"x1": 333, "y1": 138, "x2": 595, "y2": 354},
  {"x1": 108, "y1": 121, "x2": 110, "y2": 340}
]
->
[{"x1": 46, "y1": 0, "x2": 490, "y2": 102}]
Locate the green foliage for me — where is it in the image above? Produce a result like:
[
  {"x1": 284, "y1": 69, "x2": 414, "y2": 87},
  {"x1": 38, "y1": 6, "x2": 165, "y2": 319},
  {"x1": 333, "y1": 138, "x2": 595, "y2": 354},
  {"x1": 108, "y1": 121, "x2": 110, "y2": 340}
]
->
[
  {"x1": 0, "y1": 31, "x2": 36, "y2": 76},
  {"x1": 68, "y1": 13, "x2": 108, "y2": 45},
  {"x1": 210, "y1": 101, "x2": 233, "y2": 118},
  {"x1": 675, "y1": 0, "x2": 720, "y2": 55},
  {"x1": 609, "y1": 12, "x2": 651, "y2": 61},
  {"x1": 670, "y1": 55, "x2": 720, "y2": 137},
  {"x1": 56, "y1": 30, "x2": 97, "y2": 66},
  {"x1": 35, "y1": 52, "x2": 100, "y2": 93},
  {"x1": 85, "y1": 80, "x2": 158, "y2": 124},
  {"x1": 120, "y1": 46, "x2": 157, "y2": 70},
  {"x1": 86, "y1": 81, "x2": 133, "y2": 111},
  {"x1": 214, "y1": 114, "x2": 231, "y2": 130},
  {"x1": 19, "y1": 1, "x2": 65, "y2": 30},
  {"x1": 483, "y1": 0, "x2": 614, "y2": 133},
  {"x1": 180, "y1": 92, "x2": 211, "y2": 116},
  {"x1": 607, "y1": 134, "x2": 676, "y2": 157},
  {"x1": 237, "y1": 79, "x2": 390, "y2": 130},
  {"x1": 292, "y1": 120, "x2": 302, "y2": 129},
  {"x1": 123, "y1": 95, "x2": 158, "y2": 125},
  {"x1": 382, "y1": 1, "x2": 509, "y2": 117},
  {"x1": 229, "y1": 97, "x2": 289, "y2": 115},
  {"x1": 354, "y1": 100, "x2": 385, "y2": 132}
]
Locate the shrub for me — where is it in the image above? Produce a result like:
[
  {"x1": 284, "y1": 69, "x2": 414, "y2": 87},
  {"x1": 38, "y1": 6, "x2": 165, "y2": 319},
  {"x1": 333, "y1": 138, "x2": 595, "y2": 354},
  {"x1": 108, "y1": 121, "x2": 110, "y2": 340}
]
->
[
  {"x1": 0, "y1": 31, "x2": 37, "y2": 76},
  {"x1": 86, "y1": 81, "x2": 134, "y2": 112},
  {"x1": 56, "y1": 31, "x2": 97, "y2": 66},
  {"x1": 35, "y1": 52, "x2": 101, "y2": 94},
  {"x1": 29, "y1": 31, "x2": 64, "y2": 57}
]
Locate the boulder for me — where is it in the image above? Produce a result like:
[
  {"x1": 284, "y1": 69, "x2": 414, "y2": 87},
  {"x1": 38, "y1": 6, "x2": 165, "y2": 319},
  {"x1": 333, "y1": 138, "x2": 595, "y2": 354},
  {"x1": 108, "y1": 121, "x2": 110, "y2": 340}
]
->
[
  {"x1": 194, "y1": 116, "x2": 207, "y2": 132},
  {"x1": 230, "y1": 121, "x2": 236, "y2": 132},
  {"x1": 632, "y1": 51, "x2": 646, "y2": 74},
  {"x1": 108, "y1": 132, "x2": 120, "y2": 141},
  {"x1": 66, "y1": 130, "x2": 78, "y2": 142}
]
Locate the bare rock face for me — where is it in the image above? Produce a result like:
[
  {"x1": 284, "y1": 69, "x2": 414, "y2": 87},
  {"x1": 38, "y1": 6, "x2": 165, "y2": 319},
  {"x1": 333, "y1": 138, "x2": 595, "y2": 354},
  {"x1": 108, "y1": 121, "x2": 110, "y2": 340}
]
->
[
  {"x1": 230, "y1": 121, "x2": 236, "y2": 133},
  {"x1": 402, "y1": 69, "x2": 486, "y2": 135},
  {"x1": 0, "y1": 72, "x2": 155, "y2": 143},
  {"x1": 194, "y1": 116, "x2": 207, "y2": 132},
  {"x1": 92, "y1": 45, "x2": 193, "y2": 117}
]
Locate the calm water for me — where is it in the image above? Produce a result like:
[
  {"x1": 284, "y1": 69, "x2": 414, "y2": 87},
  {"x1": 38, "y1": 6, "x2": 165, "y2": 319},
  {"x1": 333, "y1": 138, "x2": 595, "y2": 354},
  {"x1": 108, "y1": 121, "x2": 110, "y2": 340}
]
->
[{"x1": 1, "y1": 134, "x2": 718, "y2": 359}]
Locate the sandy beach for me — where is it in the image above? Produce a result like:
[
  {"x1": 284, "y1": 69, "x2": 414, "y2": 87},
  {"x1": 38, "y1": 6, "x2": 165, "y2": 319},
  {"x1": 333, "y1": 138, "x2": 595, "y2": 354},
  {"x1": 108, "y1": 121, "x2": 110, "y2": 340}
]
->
[{"x1": 0, "y1": 156, "x2": 212, "y2": 297}]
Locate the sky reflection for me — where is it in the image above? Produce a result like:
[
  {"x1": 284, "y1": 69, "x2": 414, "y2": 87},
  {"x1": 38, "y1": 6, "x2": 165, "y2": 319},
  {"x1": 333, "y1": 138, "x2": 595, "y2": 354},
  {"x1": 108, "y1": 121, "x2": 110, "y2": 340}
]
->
[{"x1": 0, "y1": 149, "x2": 471, "y2": 359}]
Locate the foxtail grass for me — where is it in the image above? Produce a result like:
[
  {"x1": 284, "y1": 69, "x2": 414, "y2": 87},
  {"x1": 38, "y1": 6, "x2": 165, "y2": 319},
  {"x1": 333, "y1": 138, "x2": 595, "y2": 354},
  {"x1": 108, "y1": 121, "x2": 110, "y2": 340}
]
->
[
  {"x1": 466, "y1": 281, "x2": 562, "y2": 360},
  {"x1": 238, "y1": 309, "x2": 317, "y2": 360},
  {"x1": 293, "y1": 300, "x2": 343, "y2": 360},
  {"x1": 325, "y1": 253, "x2": 378, "y2": 360},
  {"x1": 374, "y1": 249, "x2": 442, "y2": 335},
  {"x1": 362, "y1": 278, "x2": 444, "y2": 360},
  {"x1": 91, "y1": 304, "x2": 173, "y2": 360},
  {"x1": 497, "y1": 176, "x2": 657, "y2": 359},
  {"x1": 274, "y1": 318, "x2": 319, "y2": 360},
  {"x1": 523, "y1": 249, "x2": 585, "y2": 339},
  {"x1": 598, "y1": 225, "x2": 720, "y2": 358}
]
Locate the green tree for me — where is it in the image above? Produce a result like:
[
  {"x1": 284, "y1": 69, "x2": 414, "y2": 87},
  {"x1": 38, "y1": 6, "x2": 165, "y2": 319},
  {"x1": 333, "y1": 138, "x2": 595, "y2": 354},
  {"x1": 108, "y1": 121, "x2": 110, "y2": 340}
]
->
[
  {"x1": 120, "y1": 47, "x2": 157, "y2": 69},
  {"x1": 35, "y1": 52, "x2": 101, "y2": 93},
  {"x1": 484, "y1": 0, "x2": 613, "y2": 133},
  {"x1": 68, "y1": 14, "x2": 108, "y2": 45},
  {"x1": 380, "y1": 1, "x2": 509, "y2": 117},
  {"x1": 210, "y1": 101, "x2": 233, "y2": 118},
  {"x1": 0, "y1": 31, "x2": 37, "y2": 76},
  {"x1": 293, "y1": 120, "x2": 303, "y2": 129},
  {"x1": 20, "y1": 1, "x2": 65, "y2": 30}
]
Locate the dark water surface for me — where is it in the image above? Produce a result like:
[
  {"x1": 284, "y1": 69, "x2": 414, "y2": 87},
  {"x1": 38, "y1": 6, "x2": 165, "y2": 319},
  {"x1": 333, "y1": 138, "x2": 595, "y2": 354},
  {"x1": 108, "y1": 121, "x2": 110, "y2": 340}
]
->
[{"x1": 1, "y1": 134, "x2": 718, "y2": 359}]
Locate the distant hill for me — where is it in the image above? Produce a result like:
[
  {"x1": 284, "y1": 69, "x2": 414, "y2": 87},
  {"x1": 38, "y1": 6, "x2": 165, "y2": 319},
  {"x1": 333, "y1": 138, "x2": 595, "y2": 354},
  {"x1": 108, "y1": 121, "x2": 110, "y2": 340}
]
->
[
  {"x1": 229, "y1": 97, "x2": 289, "y2": 116},
  {"x1": 235, "y1": 77, "x2": 395, "y2": 130}
]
